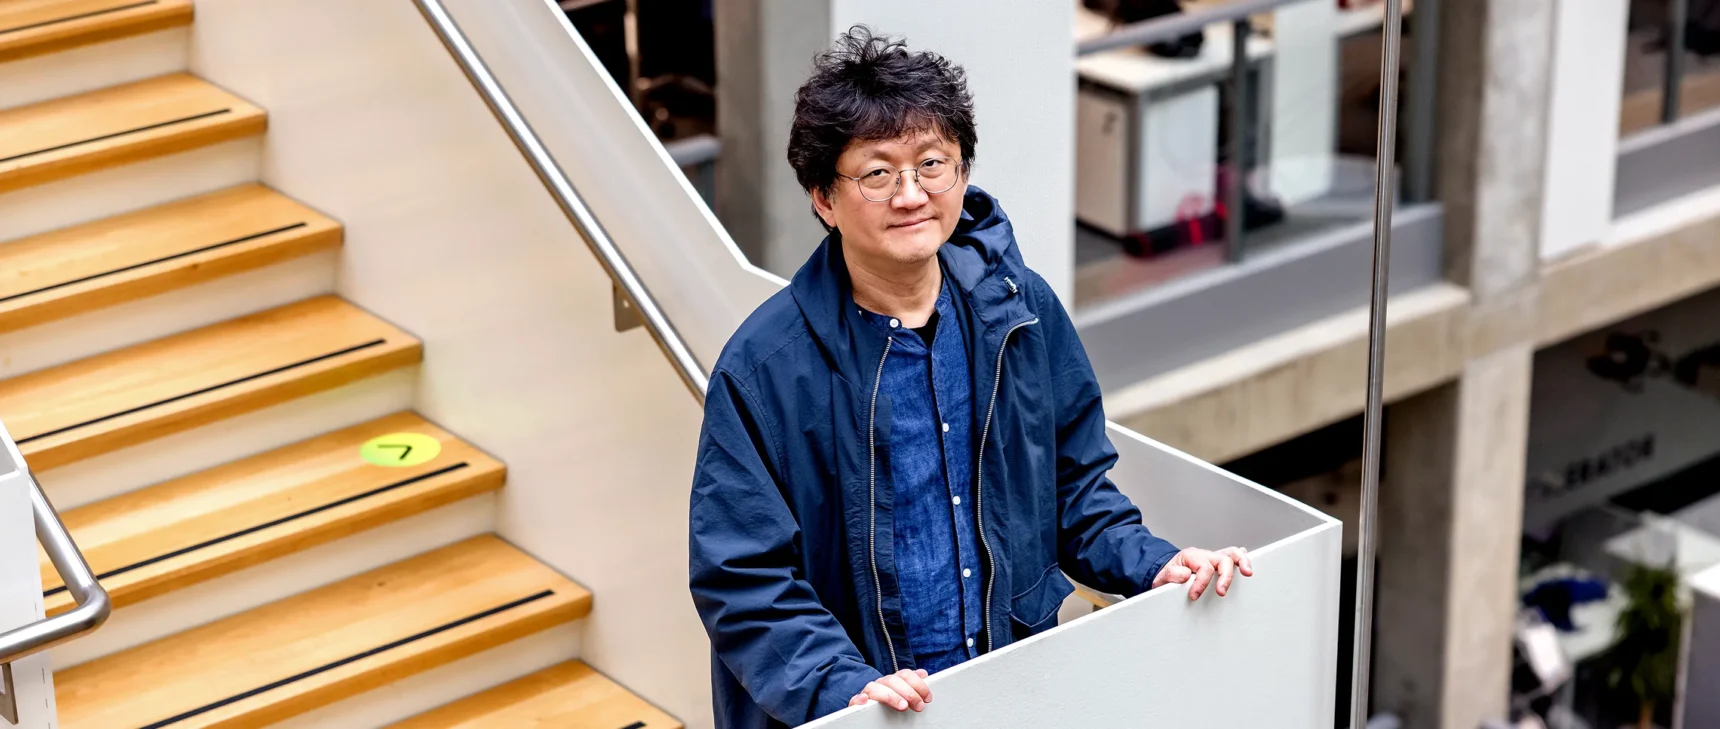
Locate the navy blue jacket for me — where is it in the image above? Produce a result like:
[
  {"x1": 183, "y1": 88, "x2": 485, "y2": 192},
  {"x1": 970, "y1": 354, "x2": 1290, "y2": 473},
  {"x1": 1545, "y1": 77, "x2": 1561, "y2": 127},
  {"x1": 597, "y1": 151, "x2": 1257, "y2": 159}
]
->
[{"x1": 689, "y1": 187, "x2": 1179, "y2": 728}]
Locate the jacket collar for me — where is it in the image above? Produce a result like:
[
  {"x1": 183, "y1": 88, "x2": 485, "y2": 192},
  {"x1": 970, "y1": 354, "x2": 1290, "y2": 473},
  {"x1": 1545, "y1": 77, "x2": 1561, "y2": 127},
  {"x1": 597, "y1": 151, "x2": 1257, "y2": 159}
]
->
[{"x1": 788, "y1": 186, "x2": 1037, "y2": 386}]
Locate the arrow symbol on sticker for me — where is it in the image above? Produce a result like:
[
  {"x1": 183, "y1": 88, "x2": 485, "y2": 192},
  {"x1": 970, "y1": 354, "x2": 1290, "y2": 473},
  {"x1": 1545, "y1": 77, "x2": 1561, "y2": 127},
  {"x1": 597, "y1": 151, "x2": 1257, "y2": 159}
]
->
[{"x1": 378, "y1": 444, "x2": 413, "y2": 460}]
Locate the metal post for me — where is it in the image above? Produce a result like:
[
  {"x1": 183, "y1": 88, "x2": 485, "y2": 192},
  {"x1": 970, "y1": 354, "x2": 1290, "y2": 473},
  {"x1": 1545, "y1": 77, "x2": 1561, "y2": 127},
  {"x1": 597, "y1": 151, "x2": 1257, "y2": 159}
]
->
[
  {"x1": 1351, "y1": 0, "x2": 1405, "y2": 726},
  {"x1": 1225, "y1": 19, "x2": 1250, "y2": 263},
  {"x1": 1663, "y1": 0, "x2": 1689, "y2": 124},
  {"x1": 1402, "y1": 0, "x2": 1440, "y2": 203}
]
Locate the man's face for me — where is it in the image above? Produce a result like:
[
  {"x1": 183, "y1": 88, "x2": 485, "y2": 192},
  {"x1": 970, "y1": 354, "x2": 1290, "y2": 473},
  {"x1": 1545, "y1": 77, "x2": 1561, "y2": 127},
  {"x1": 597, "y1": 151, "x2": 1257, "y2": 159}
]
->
[{"x1": 812, "y1": 131, "x2": 968, "y2": 269}]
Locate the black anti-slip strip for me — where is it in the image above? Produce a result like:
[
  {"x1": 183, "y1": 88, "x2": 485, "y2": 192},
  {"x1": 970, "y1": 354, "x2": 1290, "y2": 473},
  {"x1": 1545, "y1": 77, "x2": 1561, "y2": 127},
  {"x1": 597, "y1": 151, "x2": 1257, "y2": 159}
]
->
[
  {"x1": 137, "y1": 589, "x2": 557, "y2": 729},
  {"x1": 619, "y1": 723, "x2": 647, "y2": 729},
  {"x1": 16, "y1": 338, "x2": 388, "y2": 446},
  {"x1": 0, "y1": 108, "x2": 231, "y2": 164},
  {"x1": 0, "y1": 222, "x2": 309, "y2": 305},
  {"x1": 0, "y1": 1, "x2": 158, "y2": 35},
  {"x1": 42, "y1": 462, "x2": 471, "y2": 599}
]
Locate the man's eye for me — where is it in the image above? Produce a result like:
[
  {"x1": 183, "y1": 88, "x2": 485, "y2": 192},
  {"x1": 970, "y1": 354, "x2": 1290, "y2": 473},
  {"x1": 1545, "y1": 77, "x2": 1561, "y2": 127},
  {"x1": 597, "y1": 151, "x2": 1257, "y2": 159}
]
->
[
  {"x1": 922, "y1": 159, "x2": 947, "y2": 170},
  {"x1": 863, "y1": 168, "x2": 892, "y2": 179}
]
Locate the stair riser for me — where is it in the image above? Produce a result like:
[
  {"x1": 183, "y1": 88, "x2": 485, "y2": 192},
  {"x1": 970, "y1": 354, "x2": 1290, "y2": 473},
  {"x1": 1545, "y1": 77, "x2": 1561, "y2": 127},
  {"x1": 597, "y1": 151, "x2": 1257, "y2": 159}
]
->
[
  {"x1": 0, "y1": 136, "x2": 259, "y2": 244},
  {"x1": 270, "y1": 623, "x2": 583, "y2": 729},
  {"x1": 50, "y1": 493, "x2": 497, "y2": 669},
  {"x1": 0, "y1": 250, "x2": 338, "y2": 378},
  {"x1": 0, "y1": 28, "x2": 188, "y2": 112},
  {"x1": 35, "y1": 367, "x2": 418, "y2": 509}
]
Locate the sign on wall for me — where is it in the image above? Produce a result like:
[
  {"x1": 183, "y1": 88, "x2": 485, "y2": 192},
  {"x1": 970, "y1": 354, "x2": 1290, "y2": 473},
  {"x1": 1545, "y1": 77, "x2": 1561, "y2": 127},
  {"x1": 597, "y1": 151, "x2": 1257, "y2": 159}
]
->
[{"x1": 1525, "y1": 287, "x2": 1720, "y2": 534}]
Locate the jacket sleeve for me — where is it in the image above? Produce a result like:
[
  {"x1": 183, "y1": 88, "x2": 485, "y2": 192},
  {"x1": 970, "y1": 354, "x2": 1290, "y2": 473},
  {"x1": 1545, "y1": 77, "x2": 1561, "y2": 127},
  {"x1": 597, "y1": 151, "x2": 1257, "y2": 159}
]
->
[
  {"x1": 689, "y1": 369, "x2": 880, "y2": 724},
  {"x1": 1033, "y1": 274, "x2": 1181, "y2": 597}
]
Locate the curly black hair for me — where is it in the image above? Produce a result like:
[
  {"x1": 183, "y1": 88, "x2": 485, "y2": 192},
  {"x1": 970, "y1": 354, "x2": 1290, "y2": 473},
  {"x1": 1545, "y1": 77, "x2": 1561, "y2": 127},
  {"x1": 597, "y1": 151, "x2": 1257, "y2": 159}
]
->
[{"x1": 787, "y1": 26, "x2": 977, "y2": 211}]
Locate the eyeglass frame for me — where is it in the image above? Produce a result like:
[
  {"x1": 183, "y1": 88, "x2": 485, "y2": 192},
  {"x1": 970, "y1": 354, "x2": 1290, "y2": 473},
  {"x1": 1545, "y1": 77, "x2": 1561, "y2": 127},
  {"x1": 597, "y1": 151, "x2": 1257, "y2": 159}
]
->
[{"x1": 833, "y1": 156, "x2": 965, "y2": 202}]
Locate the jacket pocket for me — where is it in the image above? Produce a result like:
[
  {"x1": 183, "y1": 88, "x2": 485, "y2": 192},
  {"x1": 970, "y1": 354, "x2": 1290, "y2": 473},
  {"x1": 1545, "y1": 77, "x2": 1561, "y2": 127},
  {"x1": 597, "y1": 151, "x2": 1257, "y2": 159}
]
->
[{"x1": 1008, "y1": 565, "x2": 1074, "y2": 642}]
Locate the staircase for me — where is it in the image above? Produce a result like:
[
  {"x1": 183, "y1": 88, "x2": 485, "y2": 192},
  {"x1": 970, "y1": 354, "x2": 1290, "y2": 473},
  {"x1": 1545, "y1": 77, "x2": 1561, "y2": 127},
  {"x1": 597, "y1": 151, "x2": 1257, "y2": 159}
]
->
[{"x1": 0, "y1": 2, "x2": 680, "y2": 726}]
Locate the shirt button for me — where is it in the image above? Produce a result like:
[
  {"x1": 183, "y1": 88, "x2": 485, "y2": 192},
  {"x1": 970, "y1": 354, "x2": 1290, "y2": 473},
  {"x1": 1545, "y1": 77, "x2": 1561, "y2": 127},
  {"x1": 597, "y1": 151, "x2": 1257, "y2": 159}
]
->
[
  {"x1": 942, "y1": 422, "x2": 950, "y2": 432},
  {"x1": 963, "y1": 568, "x2": 972, "y2": 578},
  {"x1": 889, "y1": 318, "x2": 900, "y2": 328},
  {"x1": 952, "y1": 496, "x2": 961, "y2": 505},
  {"x1": 967, "y1": 637, "x2": 975, "y2": 648}
]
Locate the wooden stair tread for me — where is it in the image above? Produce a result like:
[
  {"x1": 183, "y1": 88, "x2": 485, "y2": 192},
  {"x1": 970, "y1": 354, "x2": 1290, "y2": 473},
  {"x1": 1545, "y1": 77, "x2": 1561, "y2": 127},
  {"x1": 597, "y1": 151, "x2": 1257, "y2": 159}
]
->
[
  {"x1": 0, "y1": 296, "x2": 421, "y2": 471},
  {"x1": 56, "y1": 535, "x2": 592, "y2": 729},
  {"x1": 0, "y1": 184, "x2": 342, "y2": 334},
  {"x1": 390, "y1": 661, "x2": 683, "y2": 729},
  {"x1": 0, "y1": 0, "x2": 192, "y2": 63},
  {"x1": 39, "y1": 412, "x2": 505, "y2": 615},
  {"x1": 0, "y1": 73, "x2": 264, "y2": 193}
]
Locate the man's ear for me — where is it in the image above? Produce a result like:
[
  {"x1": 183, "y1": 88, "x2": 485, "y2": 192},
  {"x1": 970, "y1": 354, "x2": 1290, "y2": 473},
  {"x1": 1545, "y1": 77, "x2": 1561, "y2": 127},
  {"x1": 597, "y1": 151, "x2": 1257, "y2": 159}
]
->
[{"x1": 811, "y1": 187, "x2": 839, "y2": 230}]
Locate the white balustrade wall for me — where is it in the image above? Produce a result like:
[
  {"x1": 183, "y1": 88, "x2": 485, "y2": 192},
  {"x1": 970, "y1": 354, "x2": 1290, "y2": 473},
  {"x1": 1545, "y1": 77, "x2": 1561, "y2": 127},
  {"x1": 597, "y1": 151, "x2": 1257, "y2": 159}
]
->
[
  {"x1": 0, "y1": 426, "x2": 57, "y2": 728},
  {"x1": 807, "y1": 427, "x2": 1341, "y2": 729}
]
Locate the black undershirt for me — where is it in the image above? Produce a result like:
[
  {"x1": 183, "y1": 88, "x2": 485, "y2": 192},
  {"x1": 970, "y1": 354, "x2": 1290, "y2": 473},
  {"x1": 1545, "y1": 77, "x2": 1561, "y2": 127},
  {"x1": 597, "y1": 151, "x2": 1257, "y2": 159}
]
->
[{"x1": 912, "y1": 311, "x2": 939, "y2": 345}]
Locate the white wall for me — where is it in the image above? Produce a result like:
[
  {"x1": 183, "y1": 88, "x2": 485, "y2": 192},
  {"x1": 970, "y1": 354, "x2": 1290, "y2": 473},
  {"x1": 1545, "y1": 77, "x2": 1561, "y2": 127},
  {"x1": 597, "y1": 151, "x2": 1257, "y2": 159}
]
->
[
  {"x1": 828, "y1": 0, "x2": 1076, "y2": 301},
  {"x1": 184, "y1": 2, "x2": 726, "y2": 725},
  {"x1": 0, "y1": 429, "x2": 56, "y2": 728},
  {"x1": 1539, "y1": 0, "x2": 1627, "y2": 261}
]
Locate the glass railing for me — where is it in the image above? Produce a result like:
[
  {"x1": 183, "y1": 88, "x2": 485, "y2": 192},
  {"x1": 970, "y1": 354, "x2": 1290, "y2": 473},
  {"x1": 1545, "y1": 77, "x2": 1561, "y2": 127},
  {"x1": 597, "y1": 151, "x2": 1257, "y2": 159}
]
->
[
  {"x1": 1614, "y1": 0, "x2": 1720, "y2": 217},
  {"x1": 1069, "y1": 0, "x2": 1445, "y2": 388},
  {"x1": 416, "y1": 0, "x2": 1347, "y2": 725}
]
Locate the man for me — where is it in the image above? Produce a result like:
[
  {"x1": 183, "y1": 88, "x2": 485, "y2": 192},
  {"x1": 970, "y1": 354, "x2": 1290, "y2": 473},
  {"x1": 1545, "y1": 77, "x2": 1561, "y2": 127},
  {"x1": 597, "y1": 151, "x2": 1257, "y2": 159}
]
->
[{"x1": 689, "y1": 27, "x2": 1252, "y2": 729}]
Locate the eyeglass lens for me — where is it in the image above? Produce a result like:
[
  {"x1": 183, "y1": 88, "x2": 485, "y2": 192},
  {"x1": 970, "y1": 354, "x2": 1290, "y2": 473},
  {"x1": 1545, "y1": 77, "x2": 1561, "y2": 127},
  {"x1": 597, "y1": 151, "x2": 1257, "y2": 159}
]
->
[{"x1": 856, "y1": 158, "x2": 960, "y2": 201}]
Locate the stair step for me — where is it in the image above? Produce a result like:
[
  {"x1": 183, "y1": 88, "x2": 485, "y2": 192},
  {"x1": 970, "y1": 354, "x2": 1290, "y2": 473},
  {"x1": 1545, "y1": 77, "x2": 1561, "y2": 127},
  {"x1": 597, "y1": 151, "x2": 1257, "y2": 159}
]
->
[
  {"x1": 56, "y1": 535, "x2": 591, "y2": 728},
  {"x1": 0, "y1": 295, "x2": 420, "y2": 471},
  {"x1": 40, "y1": 412, "x2": 504, "y2": 615},
  {"x1": 0, "y1": 184, "x2": 340, "y2": 334},
  {"x1": 390, "y1": 661, "x2": 682, "y2": 729},
  {"x1": 0, "y1": 72, "x2": 264, "y2": 194},
  {"x1": 0, "y1": 0, "x2": 192, "y2": 63}
]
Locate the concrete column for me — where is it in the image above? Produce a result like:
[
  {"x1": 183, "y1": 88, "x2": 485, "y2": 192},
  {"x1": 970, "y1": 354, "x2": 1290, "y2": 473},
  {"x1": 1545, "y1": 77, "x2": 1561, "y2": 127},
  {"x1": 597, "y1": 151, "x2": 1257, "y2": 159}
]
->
[
  {"x1": 1377, "y1": 346, "x2": 1535, "y2": 729},
  {"x1": 713, "y1": 0, "x2": 832, "y2": 277},
  {"x1": 1375, "y1": 1, "x2": 1554, "y2": 728},
  {"x1": 714, "y1": 0, "x2": 1075, "y2": 298}
]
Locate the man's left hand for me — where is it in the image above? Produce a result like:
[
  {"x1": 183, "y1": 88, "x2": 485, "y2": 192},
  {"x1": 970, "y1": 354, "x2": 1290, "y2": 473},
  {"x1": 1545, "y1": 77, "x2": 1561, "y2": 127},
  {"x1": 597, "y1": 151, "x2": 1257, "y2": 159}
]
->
[{"x1": 1151, "y1": 547, "x2": 1253, "y2": 600}]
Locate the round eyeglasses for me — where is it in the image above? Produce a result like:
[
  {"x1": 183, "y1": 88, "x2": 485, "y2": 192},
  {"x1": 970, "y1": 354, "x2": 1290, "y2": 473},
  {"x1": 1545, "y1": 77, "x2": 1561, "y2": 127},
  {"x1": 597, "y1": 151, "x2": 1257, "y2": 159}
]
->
[{"x1": 836, "y1": 156, "x2": 962, "y2": 202}]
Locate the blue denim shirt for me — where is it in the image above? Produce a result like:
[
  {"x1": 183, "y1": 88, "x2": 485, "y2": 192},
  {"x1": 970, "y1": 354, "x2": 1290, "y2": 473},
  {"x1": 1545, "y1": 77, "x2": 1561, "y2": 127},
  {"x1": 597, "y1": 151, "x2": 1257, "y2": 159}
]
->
[{"x1": 858, "y1": 279, "x2": 984, "y2": 673}]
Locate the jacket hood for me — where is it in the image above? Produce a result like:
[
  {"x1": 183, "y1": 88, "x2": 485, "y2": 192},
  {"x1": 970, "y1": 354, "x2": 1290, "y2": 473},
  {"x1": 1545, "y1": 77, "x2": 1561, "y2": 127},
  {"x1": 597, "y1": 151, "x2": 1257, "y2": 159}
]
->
[{"x1": 787, "y1": 186, "x2": 1028, "y2": 377}]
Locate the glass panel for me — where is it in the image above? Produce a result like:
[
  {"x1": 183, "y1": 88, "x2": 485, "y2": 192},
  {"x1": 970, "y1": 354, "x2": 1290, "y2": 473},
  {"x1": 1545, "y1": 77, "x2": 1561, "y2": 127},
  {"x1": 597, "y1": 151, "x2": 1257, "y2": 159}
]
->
[
  {"x1": 1621, "y1": 0, "x2": 1720, "y2": 136},
  {"x1": 1069, "y1": 0, "x2": 1423, "y2": 310}
]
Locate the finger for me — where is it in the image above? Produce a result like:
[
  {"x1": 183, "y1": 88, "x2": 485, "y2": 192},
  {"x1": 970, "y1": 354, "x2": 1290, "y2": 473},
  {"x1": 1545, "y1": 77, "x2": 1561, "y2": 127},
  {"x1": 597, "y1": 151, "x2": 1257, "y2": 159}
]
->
[
  {"x1": 1189, "y1": 561, "x2": 1216, "y2": 600},
  {"x1": 1215, "y1": 553, "x2": 1236, "y2": 596},
  {"x1": 850, "y1": 693, "x2": 870, "y2": 707},
  {"x1": 916, "y1": 669, "x2": 929, "y2": 678},
  {"x1": 897, "y1": 669, "x2": 934, "y2": 704},
  {"x1": 880, "y1": 674, "x2": 925, "y2": 711},
  {"x1": 1227, "y1": 546, "x2": 1254, "y2": 576},
  {"x1": 1154, "y1": 563, "x2": 1192, "y2": 588},
  {"x1": 864, "y1": 683, "x2": 909, "y2": 711}
]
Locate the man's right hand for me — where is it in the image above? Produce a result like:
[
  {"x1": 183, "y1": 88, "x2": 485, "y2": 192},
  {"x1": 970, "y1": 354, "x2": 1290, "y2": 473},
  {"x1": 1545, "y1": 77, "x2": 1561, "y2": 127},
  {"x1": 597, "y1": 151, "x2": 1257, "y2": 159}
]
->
[{"x1": 848, "y1": 669, "x2": 933, "y2": 712}]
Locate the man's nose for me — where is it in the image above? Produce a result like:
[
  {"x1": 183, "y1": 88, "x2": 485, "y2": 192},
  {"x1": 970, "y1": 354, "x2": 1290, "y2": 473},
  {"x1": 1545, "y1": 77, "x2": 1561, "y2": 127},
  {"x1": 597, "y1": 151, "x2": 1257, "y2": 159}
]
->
[{"x1": 892, "y1": 171, "x2": 929, "y2": 208}]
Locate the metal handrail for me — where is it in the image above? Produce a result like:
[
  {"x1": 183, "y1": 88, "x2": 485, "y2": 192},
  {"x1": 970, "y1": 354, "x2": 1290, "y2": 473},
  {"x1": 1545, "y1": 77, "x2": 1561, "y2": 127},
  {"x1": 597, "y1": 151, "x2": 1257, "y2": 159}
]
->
[
  {"x1": 1351, "y1": 0, "x2": 1406, "y2": 727},
  {"x1": 411, "y1": 0, "x2": 711, "y2": 404},
  {"x1": 0, "y1": 426, "x2": 111, "y2": 674}
]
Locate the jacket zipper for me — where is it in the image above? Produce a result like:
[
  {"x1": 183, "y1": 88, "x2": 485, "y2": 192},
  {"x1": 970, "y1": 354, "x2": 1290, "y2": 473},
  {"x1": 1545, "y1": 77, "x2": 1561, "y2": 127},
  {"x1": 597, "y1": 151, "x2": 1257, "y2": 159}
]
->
[
  {"x1": 868, "y1": 336, "x2": 900, "y2": 673},
  {"x1": 977, "y1": 316, "x2": 1038, "y2": 653}
]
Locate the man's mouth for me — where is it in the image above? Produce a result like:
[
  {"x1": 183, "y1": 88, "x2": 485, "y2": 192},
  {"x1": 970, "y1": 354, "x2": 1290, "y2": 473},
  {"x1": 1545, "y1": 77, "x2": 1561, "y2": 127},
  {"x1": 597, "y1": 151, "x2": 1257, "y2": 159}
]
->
[{"x1": 891, "y1": 217, "x2": 933, "y2": 229}]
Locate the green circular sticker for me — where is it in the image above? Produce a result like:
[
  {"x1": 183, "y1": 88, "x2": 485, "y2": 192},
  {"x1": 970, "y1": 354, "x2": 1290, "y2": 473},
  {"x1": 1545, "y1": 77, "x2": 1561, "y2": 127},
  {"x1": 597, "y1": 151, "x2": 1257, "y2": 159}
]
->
[{"x1": 360, "y1": 433, "x2": 441, "y2": 467}]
